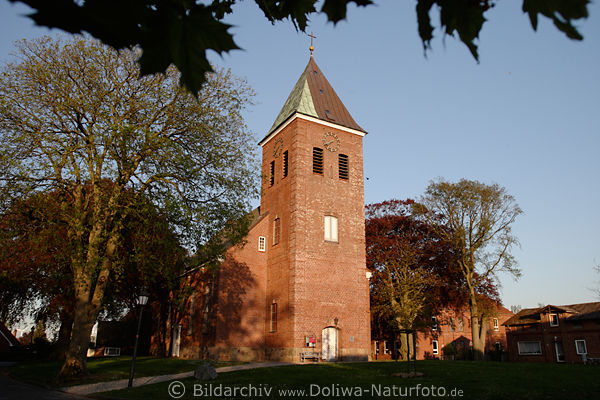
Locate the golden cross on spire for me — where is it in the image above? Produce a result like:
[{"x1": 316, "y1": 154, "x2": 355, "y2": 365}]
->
[{"x1": 308, "y1": 32, "x2": 317, "y2": 57}]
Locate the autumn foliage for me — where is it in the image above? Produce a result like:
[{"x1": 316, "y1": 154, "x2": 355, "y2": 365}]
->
[{"x1": 366, "y1": 199, "x2": 500, "y2": 345}]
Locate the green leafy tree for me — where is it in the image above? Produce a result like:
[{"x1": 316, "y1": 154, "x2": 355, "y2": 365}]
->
[
  {"x1": 8, "y1": 0, "x2": 590, "y2": 94},
  {"x1": 0, "y1": 36, "x2": 257, "y2": 378},
  {"x1": 0, "y1": 185, "x2": 189, "y2": 360},
  {"x1": 416, "y1": 178, "x2": 522, "y2": 360}
]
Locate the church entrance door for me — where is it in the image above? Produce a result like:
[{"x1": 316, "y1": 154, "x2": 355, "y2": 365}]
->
[{"x1": 322, "y1": 327, "x2": 337, "y2": 361}]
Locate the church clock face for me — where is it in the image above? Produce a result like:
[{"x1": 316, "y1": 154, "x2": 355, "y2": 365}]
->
[
  {"x1": 322, "y1": 132, "x2": 340, "y2": 152},
  {"x1": 273, "y1": 137, "x2": 283, "y2": 157}
]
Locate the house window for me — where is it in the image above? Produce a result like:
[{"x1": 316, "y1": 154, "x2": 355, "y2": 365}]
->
[
  {"x1": 324, "y1": 215, "x2": 338, "y2": 242},
  {"x1": 104, "y1": 347, "x2": 121, "y2": 356},
  {"x1": 273, "y1": 218, "x2": 281, "y2": 245},
  {"x1": 493, "y1": 318, "x2": 499, "y2": 331},
  {"x1": 283, "y1": 150, "x2": 289, "y2": 178},
  {"x1": 575, "y1": 339, "x2": 587, "y2": 355},
  {"x1": 313, "y1": 147, "x2": 323, "y2": 175},
  {"x1": 449, "y1": 317, "x2": 455, "y2": 331},
  {"x1": 374, "y1": 341, "x2": 380, "y2": 355},
  {"x1": 269, "y1": 160, "x2": 275, "y2": 187},
  {"x1": 549, "y1": 313, "x2": 559, "y2": 327},
  {"x1": 432, "y1": 316, "x2": 438, "y2": 331},
  {"x1": 432, "y1": 340, "x2": 439, "y2": 355},
  {"x1": 384, "y1": 341, "x2": 390, "y2": 354},
  {"x1": 270, "y1": 302, "x2": 277, "y2": 332},
  {"x1": 338, "y1": 154, "x2": 349, "y2": 180},
  {"x1": 517, "y1": 341, "x2": 542, "y2": 355},
  {"x1": 258, "y1": 236, "x2": 266, "y2": 252},
  {"x1": 458, "y1": 318, "x2": 464, "y2": 332}
]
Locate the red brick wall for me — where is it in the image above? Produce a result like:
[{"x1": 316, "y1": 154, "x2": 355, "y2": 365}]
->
[
  {"x1": 211, "y1": 216, "x2": 269, "y2": 358},
  {"x1": 261, "y1": 120, "x2": 296, "y2": 355},
  {"x1": 174, "y1": 215, "x2": 269, "y2": 360}
]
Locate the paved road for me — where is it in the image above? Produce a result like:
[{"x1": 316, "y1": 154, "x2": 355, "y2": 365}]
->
[
  {"x1": 0, "y1": 371, "x2": 87, "y2": 400},
  {"x1": 62, "y1": 361, "x2": 297, "y2": 395}
]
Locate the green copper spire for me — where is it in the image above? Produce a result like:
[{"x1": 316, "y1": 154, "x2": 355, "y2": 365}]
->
[{"x1": 264, "y1": 57, "x2": 365, "y2": 140}]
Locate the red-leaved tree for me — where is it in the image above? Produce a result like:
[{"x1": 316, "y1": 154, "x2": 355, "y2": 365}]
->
[
  {"x1": 367, "y1": 199, "x2": 503, "y2": 359},
  {"x1": 367, "y1": 199, "x2": 467, "y2": 357}
]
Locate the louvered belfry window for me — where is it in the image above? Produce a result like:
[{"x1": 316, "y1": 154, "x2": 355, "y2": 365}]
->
[
  {"x1": 313, "y1": 147, "x2": 323, "y2": 175},
  {"x1": 283, "y1": 150, "x2": 289, "y2": 178},
  {"x1": 338, "y1": 154, "x2": 349, "y2": 180},
  {"x1": 269, "y1": 160, "x2": 275, "y2": 187}
]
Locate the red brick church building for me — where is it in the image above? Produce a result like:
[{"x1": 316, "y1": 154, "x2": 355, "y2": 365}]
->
[{"x1": 170, "y1": 54, "x2": 372, "y2": 362}]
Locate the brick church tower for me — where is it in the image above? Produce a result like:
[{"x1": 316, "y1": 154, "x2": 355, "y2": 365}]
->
[
  {"x1": 256, "y1": 55, "x2": 371, "y2": 361},
  {"x1": 173, "y1": 54, "x2": 371, "y2": 362}
]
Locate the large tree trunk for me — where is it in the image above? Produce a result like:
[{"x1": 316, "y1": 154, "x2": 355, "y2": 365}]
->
[
  {"x1": 58, "y1": 299, "x2": 95, "y2": 378},
  {"x1": 58, "y1": 224, "x2": 118, "y2": 380},
  {"x1": 469, "y1": 293, "x2": 486, "y2": 361},
  {"x1": 399, "y1": 332, "x2": 409, "y2": 360},
  {"x1": 395, "y1": 325, "x2": 415, "y2": 361}
]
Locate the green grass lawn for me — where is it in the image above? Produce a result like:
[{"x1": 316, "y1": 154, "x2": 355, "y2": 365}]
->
[
  {"x1": 5, "y1": 356, "x2": 242, "y2": 387},
  {"x1": 99, "y1": 360, "x2": 600, "y2": 400}
]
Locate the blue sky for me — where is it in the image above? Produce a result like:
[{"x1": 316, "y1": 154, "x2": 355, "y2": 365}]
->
[{"x1": 1, "y1": 1, "x2": 599, "y2": 310}]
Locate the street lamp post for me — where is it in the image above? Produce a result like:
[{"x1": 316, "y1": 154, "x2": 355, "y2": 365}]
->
[{"x1": 128, "y1": 289, "x2": 149, "y2": 388}]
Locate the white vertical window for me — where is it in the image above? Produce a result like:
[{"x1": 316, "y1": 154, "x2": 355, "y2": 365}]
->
[
  {"x1": 517, "y1": 341, "x2": 542, "y2": 355},
  {"x1": 324, "y1": 215, "x2": 338, "y2": 242},
  {"x1": 493, "y1": 318, "x2": 499, "y2": 331},
  {"x1": 258, "y1": 236, "x2": 266, "y2": 252},
  {"x1": 575, "y1": 339, "x2": 587, "y2": 355},
  {"x1": 432, "y1": 340, "x2": 439, "y2": 355},
  {"x1": 549, "y1": 313, "x2": 559, "y2": 327}
]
